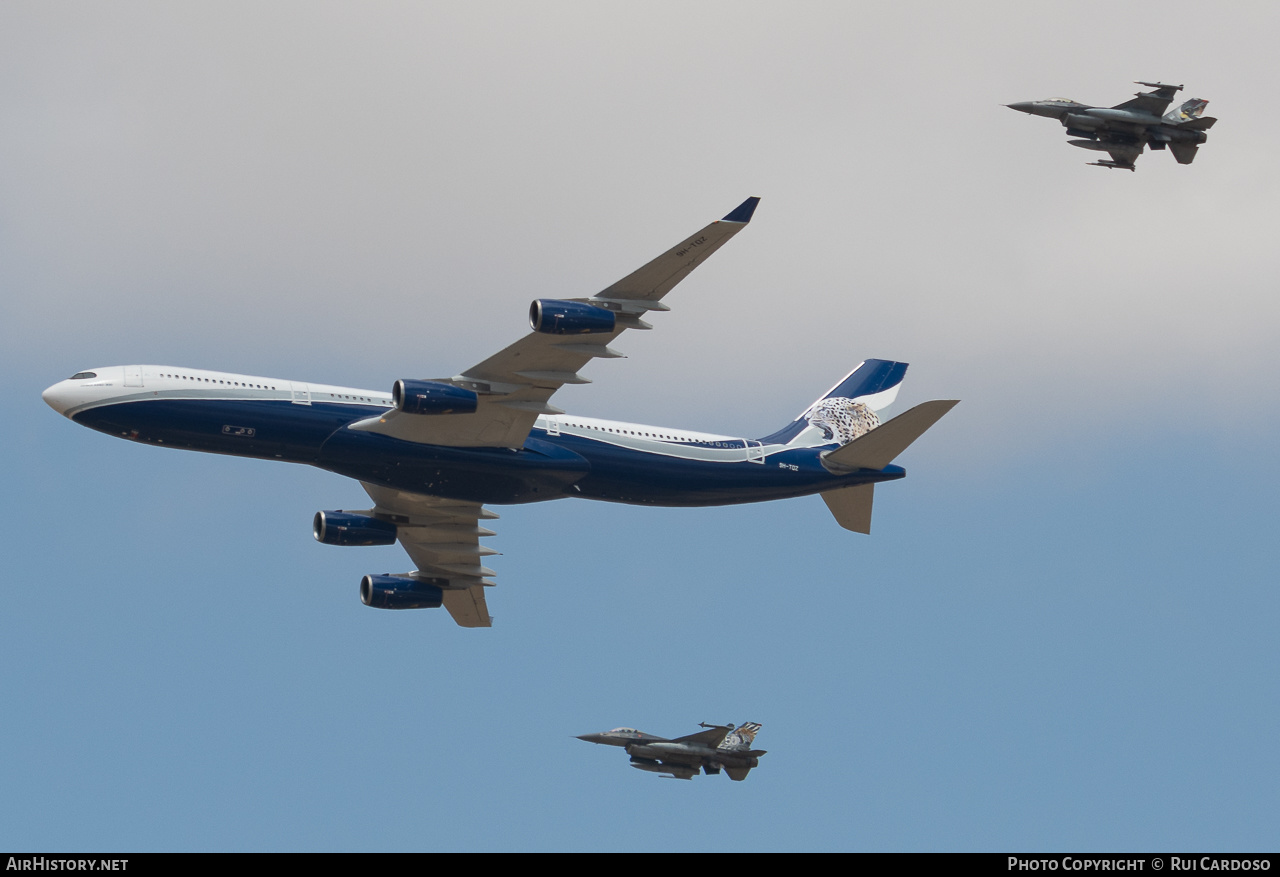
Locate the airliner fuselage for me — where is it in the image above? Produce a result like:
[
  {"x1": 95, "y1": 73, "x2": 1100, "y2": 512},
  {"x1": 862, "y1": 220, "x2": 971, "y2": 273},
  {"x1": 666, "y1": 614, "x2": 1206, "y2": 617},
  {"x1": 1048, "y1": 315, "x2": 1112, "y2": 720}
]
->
[
  {"x1": 40, "y1": 198, "x2": 955, "y2": 626},
  {"x1": 42, "y1": 364, "x2": 904, "y2": 508}
]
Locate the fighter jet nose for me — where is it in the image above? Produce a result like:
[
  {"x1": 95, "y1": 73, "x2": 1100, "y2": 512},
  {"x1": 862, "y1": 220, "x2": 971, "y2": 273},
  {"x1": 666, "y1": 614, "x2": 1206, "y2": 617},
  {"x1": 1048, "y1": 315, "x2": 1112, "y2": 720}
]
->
[{"x1": 1006, "y1": 102, "x2": 1036, "y2": 114}]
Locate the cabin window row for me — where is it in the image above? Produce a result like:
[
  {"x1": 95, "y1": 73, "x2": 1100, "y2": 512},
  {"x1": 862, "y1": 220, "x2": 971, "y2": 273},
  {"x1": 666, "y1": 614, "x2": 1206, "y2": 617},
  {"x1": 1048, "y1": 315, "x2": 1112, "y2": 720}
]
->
[
  {"x1": 160, "y1": 373, "x2": 276, "y2": 390},
  {"x1": 563, "y1": 423, "x2": 695, "y2": 443}
]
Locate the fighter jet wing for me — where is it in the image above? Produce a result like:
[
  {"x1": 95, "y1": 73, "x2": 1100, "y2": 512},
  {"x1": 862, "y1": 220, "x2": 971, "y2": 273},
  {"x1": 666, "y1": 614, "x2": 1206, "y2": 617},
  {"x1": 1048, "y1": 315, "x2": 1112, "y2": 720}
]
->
[
  {"x1": 360, "y1": 482, "x2": 499, "y2": 628},
  {"x1": 1097, "y1": 139, "x2": 1143, "y2": 169},
  {"x1": 350, "y1": 197, "x2": 760, "y2": 449},
  {"x1": 1112, "y1": 81, "x2": 1182, "y2": 116},
  {"x1": 672, "y1": 725, "x2": 733, "y2": 747}
]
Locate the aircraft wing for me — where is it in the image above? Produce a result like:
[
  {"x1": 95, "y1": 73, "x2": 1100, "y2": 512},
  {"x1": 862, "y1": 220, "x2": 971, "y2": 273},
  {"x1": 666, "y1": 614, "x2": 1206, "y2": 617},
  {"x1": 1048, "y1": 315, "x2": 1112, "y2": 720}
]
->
[
  {"x1": 351, "y1": 197, "x2": 760, "y2": 449},
  {"x1": 1096, "y1": 139, "x2": 1143, "y2": 168},
  {"x1": 672, "y1": 725, "x2": 733, "y2": 747},
  {"x1": 1112, "y1": 82, "x2": 1181, "y2": 116},
  {"x1": 1112, "y1": 94, "x2": 1174, "y2": 115},
  {"x1": 361, "y1": 482, "x2": 499, "y2": 628}
]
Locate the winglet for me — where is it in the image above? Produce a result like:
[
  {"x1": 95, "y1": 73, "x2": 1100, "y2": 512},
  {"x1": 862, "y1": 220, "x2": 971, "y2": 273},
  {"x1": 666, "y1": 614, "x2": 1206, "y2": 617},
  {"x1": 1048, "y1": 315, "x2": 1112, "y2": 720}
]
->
[{"x1": 722, "y1": 196, "x2": 760, "y2": 224}]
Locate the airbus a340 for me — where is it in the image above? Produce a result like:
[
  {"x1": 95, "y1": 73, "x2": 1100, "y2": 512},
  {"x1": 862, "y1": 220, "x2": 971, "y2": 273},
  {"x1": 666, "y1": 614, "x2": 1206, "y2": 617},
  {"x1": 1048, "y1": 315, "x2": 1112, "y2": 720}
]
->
[{"x1": 42, "y1": 198, "x2": 957, "y2": 627}]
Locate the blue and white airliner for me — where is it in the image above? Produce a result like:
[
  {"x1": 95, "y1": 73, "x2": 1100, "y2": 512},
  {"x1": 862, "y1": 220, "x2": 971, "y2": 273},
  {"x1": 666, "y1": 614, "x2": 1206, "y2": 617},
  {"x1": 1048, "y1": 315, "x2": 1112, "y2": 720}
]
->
[{"x1": 42, "y1": 197, "x2": 957, "y2": 627}]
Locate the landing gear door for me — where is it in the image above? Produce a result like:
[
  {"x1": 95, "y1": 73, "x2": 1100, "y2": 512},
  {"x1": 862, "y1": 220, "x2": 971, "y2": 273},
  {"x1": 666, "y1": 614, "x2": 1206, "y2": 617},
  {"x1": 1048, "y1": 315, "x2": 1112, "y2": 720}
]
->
[{"x1": 290, "y1": 382, "x2": 311, "y2": 405}]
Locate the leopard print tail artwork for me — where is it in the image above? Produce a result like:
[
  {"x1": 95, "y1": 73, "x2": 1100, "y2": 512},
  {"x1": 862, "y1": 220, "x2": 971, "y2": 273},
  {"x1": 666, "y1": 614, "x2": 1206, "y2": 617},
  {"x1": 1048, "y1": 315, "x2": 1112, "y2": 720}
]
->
[{"x1": 805, "y1": 398, "x2": 880, "y2": 446}]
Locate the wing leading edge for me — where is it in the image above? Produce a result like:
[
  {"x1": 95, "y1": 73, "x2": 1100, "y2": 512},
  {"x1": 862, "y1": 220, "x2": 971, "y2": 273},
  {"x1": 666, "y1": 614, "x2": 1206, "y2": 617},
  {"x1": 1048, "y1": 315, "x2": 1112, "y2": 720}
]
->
[
  {"x1": 345, "y1": 199, "x2": 761, "y2": 627},
  {"x1": 1111, "y1": 81, "x2": 1182, "y2": 116},
  {"x1": 352, "y1": 197, "x2": 760, "y2": 449}
]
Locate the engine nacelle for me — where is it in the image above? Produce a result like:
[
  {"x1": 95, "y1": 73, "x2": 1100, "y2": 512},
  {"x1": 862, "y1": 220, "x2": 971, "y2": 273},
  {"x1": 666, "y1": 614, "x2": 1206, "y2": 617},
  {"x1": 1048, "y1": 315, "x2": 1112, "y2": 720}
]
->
[
  {"x1": 360, "y1": 574, "x2": 445, "y2": 610},
  {"x1": 529, "y1": 299, "x2": 616, "y2": 335},
  {"x1": 313, "y1": 511, "x2": 397, "y2": 546},
  {"x1": 393, "y1": 379, "x2": 478, "y2": 415}
]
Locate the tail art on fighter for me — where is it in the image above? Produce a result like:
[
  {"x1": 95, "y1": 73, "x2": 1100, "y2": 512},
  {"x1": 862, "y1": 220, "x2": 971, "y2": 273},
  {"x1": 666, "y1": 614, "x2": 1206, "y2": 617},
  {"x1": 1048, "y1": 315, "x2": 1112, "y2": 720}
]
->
[
  {"x1": 1007, "y1": 81, "x2": 1216, "y2": 170},
  {"x1": 578, "y1": 722, "x2": 766, "y2": 780},
  {"x1": 42, "y1": 198, "x2": 958, "y2": 628}
]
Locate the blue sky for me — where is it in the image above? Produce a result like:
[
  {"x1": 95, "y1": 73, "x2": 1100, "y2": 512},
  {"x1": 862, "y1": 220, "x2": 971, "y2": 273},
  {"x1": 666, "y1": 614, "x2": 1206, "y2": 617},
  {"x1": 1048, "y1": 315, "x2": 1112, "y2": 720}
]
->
[{"x1": 3, "y1": 1, "x2": 1278, "y2": 851}]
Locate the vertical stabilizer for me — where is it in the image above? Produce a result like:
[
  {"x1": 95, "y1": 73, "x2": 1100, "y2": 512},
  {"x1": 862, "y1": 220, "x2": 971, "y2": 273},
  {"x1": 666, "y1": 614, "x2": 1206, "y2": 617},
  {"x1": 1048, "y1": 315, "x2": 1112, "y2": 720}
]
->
[
  {"x1": 719, "y1": 722, "x2": 762, "y2": 751},
  {"x1": 759, "y1": 360, "x2": 909, "y2": 448},
  {"x1": 1165, "y1": 97, "x2": 1208, "y2": 122}
]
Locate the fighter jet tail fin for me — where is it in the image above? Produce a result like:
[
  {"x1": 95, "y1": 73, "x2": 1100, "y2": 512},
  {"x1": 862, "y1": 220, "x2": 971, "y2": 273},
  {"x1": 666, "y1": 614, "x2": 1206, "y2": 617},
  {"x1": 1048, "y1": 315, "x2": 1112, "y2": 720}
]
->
[
  {"x1": 1164, "y1": 98, "x2": 1209, "y2": 122},
  {"x1": 725, "y1": 766, "x2": 753, "y2": 781},
  {"x1": 718, "y1": 722, "x2": 762, "y2": 751},
  {"x1": 1170, "y1": 142, "x2": 1200, "y2": 165}
]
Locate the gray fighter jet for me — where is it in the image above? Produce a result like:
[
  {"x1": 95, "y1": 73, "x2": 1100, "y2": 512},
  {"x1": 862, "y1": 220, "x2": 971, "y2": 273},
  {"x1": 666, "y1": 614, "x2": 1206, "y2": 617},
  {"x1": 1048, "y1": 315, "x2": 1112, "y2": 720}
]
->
[
  {"x1": 577, "y1": 722, "x2": 765, "y2": 781},
  {"x1": 1007, "y1": 81, "x2": 1216, "y2": 170}
]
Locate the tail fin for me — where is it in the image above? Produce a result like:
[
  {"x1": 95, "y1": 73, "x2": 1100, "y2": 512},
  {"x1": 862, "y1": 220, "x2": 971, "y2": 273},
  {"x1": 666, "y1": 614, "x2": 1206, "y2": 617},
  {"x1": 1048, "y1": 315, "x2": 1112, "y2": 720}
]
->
[
  {"x1": 819, "y1": 400, "x2": 959, "y2": 534},
  {"x1": 718, "y1": 722, "x2": 762, "y2": 752},
  {"x1": 1169, "y1": 142, "x2": 1200, "y2": 165},
  {"x1": 822, "y1": 483, "x2": 875, "y2": 534},
  {"x1": 1164, "y1": 98, "x2": 1208, "y2": 122},
  {"x1": 821, "y1": 400, "x2": 958, "y2": 473},
  {"x1": 759, "y1": 359, "x2": 908, "y2": 448}
]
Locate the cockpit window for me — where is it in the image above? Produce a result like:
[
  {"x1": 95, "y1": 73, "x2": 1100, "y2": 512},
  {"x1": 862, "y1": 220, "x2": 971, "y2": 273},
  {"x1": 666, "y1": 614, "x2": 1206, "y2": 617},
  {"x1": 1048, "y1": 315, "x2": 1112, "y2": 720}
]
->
[{"x1": 69, "y1": 372, "x2": 97, "y2": 380}]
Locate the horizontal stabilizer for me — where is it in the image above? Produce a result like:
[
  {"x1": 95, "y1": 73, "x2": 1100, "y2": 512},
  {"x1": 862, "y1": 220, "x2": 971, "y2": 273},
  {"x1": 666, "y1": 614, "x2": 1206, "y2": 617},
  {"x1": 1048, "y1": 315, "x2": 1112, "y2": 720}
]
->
[
  {"x1": 821, "y1": 400, "x2": 958, "y2": 472},
  {"x1": 821, "y1": 483, "x2": 874, "y2": 534}
]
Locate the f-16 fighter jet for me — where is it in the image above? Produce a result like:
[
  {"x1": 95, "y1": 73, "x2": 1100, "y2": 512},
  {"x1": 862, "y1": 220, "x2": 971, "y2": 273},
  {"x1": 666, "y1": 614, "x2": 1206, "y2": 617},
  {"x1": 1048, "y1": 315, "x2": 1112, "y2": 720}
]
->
[
  {"x1": 577, "y1": 722, "x2": 765, "y2": 781},
  {"x1": 1007, "y1": 81, "x2": 1216, "y2": 170}
]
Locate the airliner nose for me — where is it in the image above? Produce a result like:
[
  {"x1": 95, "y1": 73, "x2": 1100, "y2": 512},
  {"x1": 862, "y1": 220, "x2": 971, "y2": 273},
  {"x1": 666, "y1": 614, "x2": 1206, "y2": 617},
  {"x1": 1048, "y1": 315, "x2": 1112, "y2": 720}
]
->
[{"x1": 42, "y1": 381, "x2": 73, "y2": 416}]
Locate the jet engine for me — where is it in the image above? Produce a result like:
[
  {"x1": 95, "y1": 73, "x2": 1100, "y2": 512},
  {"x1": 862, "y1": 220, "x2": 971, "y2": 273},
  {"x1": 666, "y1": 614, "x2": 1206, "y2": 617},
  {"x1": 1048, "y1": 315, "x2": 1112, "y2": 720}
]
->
[
  {"x1": 360, "y1": 574, "x2": 445, "y2": 610},
  {"x1": 313, "y1": 511, "x2": 397, "y2": 546},
  {"x1": 529, "y1": 299, "x2": 616, "y2": 335},
  {"x1": 392, "y1": 379, "x2": 478, "y2": 415}
]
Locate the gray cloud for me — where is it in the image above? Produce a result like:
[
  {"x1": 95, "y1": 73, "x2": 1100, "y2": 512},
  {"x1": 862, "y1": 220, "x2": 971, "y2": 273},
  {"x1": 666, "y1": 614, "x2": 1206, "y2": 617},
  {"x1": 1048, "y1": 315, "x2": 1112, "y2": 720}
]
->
[{"x1": 4, "y1": 1, "x2": 1277, "y2": 454}]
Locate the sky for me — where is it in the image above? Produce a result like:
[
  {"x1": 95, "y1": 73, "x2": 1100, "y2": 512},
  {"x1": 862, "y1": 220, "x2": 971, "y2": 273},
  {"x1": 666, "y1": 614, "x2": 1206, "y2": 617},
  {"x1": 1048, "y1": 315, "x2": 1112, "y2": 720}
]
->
[{"x1": 2, "y1": 1, "x2": 1278, "y2": 852}]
